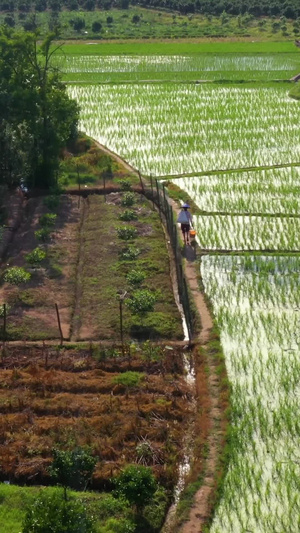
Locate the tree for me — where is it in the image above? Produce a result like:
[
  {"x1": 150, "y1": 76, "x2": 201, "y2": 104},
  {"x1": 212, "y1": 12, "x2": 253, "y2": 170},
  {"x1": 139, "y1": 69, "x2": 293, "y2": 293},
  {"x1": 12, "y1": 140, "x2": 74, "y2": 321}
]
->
[
  {"x1": 72, "y1": 16, "x2": 85, "y2": 31},
  {"x1": 92, "y1": 20, "x2": 102, "y2": 32},
  {"x1": 22, "y1": 490, "x2": 95, "y2": 533},
  {"x1": 0, "y1": 28, "x2": 79, "y2": 189},
  {"x1": 132, "y1": 14, "x2": 140, "y2": 24},
  {"x1": 49, "y1": 447, "x2": 97, "y2": 501},
  {"x1": 113, "y1": 465, "x2": 157, "y2": 513}
]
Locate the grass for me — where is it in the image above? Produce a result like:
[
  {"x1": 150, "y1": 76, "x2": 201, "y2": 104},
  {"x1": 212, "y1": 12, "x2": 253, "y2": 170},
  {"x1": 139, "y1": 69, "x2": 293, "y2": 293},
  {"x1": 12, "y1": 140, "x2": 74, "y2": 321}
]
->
[
  {"x1": 0, "y1": 483, "x2": 136, "y2": 533},
  {"x1": 76, "y1": 192, "x2": 183, "y2": 340},
  {"x1": 58, "y1": 41, "x2": 299, "y2": 56},
  {"x1": 2, "y1": 9, "x2": 300, "y2": 41}
]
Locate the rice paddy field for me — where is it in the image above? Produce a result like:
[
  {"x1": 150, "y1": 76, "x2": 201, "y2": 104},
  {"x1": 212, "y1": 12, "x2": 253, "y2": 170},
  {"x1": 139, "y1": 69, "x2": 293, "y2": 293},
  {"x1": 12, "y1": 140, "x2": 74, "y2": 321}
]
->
[{"x1": 60, "y1": 42, "x2": 300, "y2": 531}]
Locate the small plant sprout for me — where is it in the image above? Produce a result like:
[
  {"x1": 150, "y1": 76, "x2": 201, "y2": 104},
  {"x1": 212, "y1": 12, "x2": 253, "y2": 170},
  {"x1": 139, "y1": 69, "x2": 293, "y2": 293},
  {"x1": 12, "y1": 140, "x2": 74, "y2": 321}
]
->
[
  {"x1": 116, "y1": 226, "x2": 137, "y2": 240},
  {"x1": 121, "y1": 192, "x2": 135, "y2": 207},
  {"x1": 119, "y1": 209, "x2": 138, "y2": 221},
  {"x1": 119, "y1": 246, "x2": 140, "y2": 261}
]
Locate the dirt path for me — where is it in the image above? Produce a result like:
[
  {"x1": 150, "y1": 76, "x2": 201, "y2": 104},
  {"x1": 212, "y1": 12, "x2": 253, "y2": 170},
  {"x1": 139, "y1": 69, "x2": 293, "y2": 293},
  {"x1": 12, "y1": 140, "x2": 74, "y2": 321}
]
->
[
  {"x1": 70, "y1": 197, "x2": 87, "y2": 341},
  {"x1": 169, "y1": 199, "x2": 225, "y2": 533}
]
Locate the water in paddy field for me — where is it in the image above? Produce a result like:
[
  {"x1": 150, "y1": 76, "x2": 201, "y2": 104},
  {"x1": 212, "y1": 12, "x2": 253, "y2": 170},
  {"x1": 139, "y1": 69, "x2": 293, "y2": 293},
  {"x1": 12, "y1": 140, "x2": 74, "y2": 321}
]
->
[
  {"x1": 67, "y1": 84, "x2": 300, "y2": 177},
  {"x1": 67, "y1": 71, "x2": 300, "y2": 530},
  {"x1": 202, "y1": 255, "x2": 300, "y2": 532}
]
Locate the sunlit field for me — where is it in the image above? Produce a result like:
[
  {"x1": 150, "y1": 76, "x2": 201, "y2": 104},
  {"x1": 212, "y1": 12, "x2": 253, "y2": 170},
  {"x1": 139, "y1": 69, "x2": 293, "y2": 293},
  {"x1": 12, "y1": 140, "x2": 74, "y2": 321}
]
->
[
  {"x1": 68, "y1": 83, "x2": 300, "y2": 176},
  {"x1": 173, "y1": 166, "x2": 300, "y2": 215},
  {"x1": 202, "y1": 255, "x2": 300, "y2": 532},
  {"x1": 57, "y1": 53, "x2": 300, "y2": 82},
  {"x1": 65, "y1": 45, "x2": 300, "y2": 532}
]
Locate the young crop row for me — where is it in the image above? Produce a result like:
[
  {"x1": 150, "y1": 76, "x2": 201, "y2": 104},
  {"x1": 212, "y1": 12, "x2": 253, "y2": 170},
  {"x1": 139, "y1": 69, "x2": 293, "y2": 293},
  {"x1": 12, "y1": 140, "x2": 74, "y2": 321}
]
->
[
  {"x1": 193, "y1": 214, "x2": 300, "y2": 251},
  {"x1": 68, "y1": 83, "x2": 300, "y2": 176},
  {"x1": 201, "y1": 255, "x2": 300, "y2": 532},
  {"x1": 173, "y1": 166, "x2": 300, "y2": 215},
  {"x1": 56, "y1": 53, "x2": 299, "y2": 82}
]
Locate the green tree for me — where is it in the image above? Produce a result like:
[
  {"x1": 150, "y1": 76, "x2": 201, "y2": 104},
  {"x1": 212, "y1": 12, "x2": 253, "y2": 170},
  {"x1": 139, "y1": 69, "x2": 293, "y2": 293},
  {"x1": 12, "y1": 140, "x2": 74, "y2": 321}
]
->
[
  {"x1": 0, "y1": 28, "x2": 79, "y2": 189},
  {"x1": 22, "y1": 490, "x2": 95, "y2": 533},
  {"x1": 113, "y1": 465, "x2": 157, "y2": 513},
  {"x1": 49, "y1": 447, "x2": 97, "y2": 500}
]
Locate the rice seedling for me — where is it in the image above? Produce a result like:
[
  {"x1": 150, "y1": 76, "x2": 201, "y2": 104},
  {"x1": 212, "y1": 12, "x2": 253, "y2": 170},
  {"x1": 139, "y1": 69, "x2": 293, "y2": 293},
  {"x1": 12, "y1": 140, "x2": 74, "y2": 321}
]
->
[
  {"x1": 67, "y1": 83, "x2": 300, "y2": 177},
  {"x1": 201, "y1": 255, "x2": 300, "y2": 532},
  {"x1": 55, "y1": 53, "x2": 300, "y2": 83}
]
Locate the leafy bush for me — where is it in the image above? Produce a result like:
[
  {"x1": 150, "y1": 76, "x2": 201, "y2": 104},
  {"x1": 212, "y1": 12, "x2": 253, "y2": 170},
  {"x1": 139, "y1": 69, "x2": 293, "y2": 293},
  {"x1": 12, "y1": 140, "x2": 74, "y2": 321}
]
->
[
  {"x1": 119, "y1": 246, "x2": 140, "y2": 261},
  {"x1": 121, "y1": 192, "x2": 135, "y2": 207},
  {"x1": 39, "y1": 213, "x2": 57, "y2": 227},
  {"x1": 113, "y1": 465, "x2": 157, "y2": 512},
  {"x1": 118, "y1": 179, "x2": 132, "y2": 191},
  {"x1": 119, "y1": 210, "x2": 138, "y2": 222},
  {"x1": 127, "y1": 290, "x2": 157, "y2": 317},
  {"x1": 35, "y1": 228, "x2": 51, "y2": 242},
  {"x1": 117, "y1": 226, "x2": 137, "y2": 240},
  {"x1": 25, "y1": 247, "x2": 46, "y2": 265},
  {"x1": 49, "y1": 447, "x2": 97, "y2": 497},
  {"x1": 44, "y1": 195, "x2": 60, "y2": 211},
  {"x1": 4, "y1": 267, "x2": 31, "y2": 285},
  {"x1": 22, "y1": 490, "x2": 95, "y2": 533},
  {"x1": 98, "y1": 518, "x2": 135, "y2": 533},
  {"x1": 113, "y1": 371, "x2": 144, "y2": 388},
  {"x1": 96, "y1": 494, "x2": 130, "y2": 520},
  {"x1": 126, "y1": 269, "x2": 146, "y2": 286}
]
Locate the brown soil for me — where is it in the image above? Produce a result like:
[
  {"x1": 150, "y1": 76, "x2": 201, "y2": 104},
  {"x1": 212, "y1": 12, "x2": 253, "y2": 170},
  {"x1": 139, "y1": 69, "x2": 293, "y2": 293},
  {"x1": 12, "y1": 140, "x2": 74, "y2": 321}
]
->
[
  {"x1": 169, "y1": 199, "x2": 226, "y2": 533},
  {"x1": 0, "y1": 345, "x2": 192, "y2": 490},
  {"x1": 0, "y1": 196, "x2": 81, "y2": 341}
]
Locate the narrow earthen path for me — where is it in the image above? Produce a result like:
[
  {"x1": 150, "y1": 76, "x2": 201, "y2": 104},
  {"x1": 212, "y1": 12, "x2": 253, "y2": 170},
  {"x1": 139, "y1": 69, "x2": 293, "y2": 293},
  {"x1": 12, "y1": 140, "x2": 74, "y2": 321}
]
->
[{"x1": 170, "y1": 199, "x2": 225, "y2": 533}]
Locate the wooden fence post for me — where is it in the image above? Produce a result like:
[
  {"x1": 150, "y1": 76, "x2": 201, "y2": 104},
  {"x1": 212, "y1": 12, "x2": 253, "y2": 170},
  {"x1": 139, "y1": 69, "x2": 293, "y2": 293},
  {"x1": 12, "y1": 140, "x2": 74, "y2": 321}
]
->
[
  {"x1": 55, "y1": 304, "x2": 63, "y2": 346},
  {"x1": 3, "y1": 303, "x2": 6, "y2": 343},
  {"x1": 138, "y1": 171, "x2": 145, "y2": 193}
]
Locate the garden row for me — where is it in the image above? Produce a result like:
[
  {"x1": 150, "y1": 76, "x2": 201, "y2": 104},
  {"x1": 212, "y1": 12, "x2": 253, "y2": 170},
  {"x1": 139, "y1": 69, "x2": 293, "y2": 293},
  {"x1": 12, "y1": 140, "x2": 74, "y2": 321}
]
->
[{"x1": 0, "y1": 184, "x2": 182, "y2": 341}]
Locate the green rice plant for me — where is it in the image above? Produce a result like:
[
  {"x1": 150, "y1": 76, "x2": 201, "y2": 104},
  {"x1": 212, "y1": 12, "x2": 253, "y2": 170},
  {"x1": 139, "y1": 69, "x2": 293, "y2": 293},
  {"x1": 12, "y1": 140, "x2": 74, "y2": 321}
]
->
[
  {"x1": 69, "y1": 84, "x2": 300, "y2": 177},
  {"x1": 4, "y1": 267, "x2": 31, "y2": 285},
  {"x1": 116, "y1": 226, "x2": 137, "y2": 240}
]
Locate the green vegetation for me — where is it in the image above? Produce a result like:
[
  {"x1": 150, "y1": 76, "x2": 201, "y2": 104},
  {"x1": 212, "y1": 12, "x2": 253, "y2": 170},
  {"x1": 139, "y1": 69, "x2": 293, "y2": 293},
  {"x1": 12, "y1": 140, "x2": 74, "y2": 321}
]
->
[
  {"x1": 1, "y1": 7, "x2": 300, "y2": 40},
  {"x1": 49, "y1": 447, "x2": 97, "y2": 500},
  {"x1": 0, "y1": 29, "x2": 79, "y2": 190},
  {"x1": 22, "y1": 491, "x2": 95, "y2": 533},
  {"x1": 25, "y1": 247, "x2": 47, "y2": 265},
  {"x1": 113, "y1": 465, "x2": 158, "y2": 512},
  {"x1": 3, "y1": 267, "x2": 31, "y2": 285}
]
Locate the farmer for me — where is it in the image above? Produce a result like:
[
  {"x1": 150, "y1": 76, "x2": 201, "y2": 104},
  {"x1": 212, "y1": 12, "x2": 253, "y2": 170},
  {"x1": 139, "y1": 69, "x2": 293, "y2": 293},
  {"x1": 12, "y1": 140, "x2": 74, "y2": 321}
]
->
[{"x1": 177, "y1": 203, "x2": 192, "y2": 245}]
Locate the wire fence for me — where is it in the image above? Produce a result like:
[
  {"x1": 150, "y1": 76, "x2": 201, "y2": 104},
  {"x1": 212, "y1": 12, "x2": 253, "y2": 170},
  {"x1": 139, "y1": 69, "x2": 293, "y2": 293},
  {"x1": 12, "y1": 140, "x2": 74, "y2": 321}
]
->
[{"x1": 142, "y1": 173, "x2": 196, "y2": 340}]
